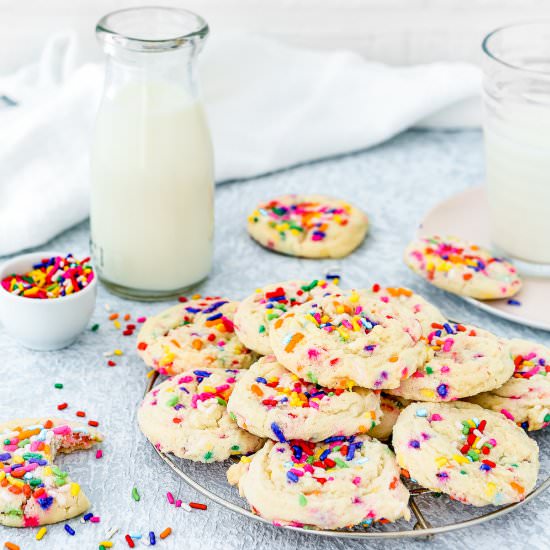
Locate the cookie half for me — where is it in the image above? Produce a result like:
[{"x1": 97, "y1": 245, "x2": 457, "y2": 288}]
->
[
  {"x1": 227, "y1": 436, "x2": 410, "y2": 529},
  {"x1": 247, "y1": 194, "x2": 368, "y2": 258},
  {"x1": 393, "y1": 402, "x2": 539, "y2": 506},
  {"x1": 0, "y1": 418, "x2": 102, "y2": 527}
]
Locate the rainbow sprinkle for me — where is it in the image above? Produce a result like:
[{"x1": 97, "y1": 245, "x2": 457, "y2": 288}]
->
[{"x1": 1, "y1": 254, "x2": 94, "y2": 299}]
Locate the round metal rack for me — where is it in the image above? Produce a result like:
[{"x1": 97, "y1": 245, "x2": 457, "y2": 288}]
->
[{"x1": 145, "y1": 371, "x2": 550, "y2": 539}]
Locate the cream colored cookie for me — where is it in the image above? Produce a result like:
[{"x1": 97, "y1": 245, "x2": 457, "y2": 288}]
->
[
  {"x1": 404, "y1": 235, "x2": 521, "y2": 299},
  {"x1": 269, "y1": 289, "x2": 429, "y2": 390},
  {"x1": 370, "y1": 285, "x2": 447, "y2": 336},
  {"x1": 136, "y1": 296, "x2": 256, "y2": 375},
  {"x1": 393, "y1": 402, "x2": 539, "y2": 506},
  {"x1": 368, "y1": 394, "x2": 410, "y2": 441},
  {"x1": 247, "y1": 194, "x2": 368, "y2": 258},
  {"x1": 389, "y1": 323, "x2": 514, "y2": 402},
  {"x1": 227, "y1": 356, "x2": 381, "y2": 442},
  {"x1": 227, "y1": 436, "x2": 410, "y2": 529},
  {"x1": 0, "y1": 417, "x2": 102, "y2": 527},
  {"x1": 234, "y1": 279, "x2": 340, "y2": 355},
  {"x1": 138, "y1": 368, "x2": 263, "y2": 462},
  {"x1": 469, "y1": 338, "x2": 550, "y2": 431}
]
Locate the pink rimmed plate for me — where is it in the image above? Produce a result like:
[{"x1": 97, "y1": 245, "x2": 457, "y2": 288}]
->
[{"x1": 418, "y1": 186, "x2": 550, "y2": 332}]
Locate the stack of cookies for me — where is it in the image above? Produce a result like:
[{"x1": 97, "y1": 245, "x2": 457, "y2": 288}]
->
[{"x1": 136, "y1": 280, "x2": 545, "y2": 530}]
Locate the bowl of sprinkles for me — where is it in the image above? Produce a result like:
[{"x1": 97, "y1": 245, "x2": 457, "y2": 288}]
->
[{"x1": 0, "y1": 252, "x2": 97, "y2": 350}]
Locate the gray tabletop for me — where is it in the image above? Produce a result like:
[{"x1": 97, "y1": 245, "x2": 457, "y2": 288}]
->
[{"x1": 2, "y1": 129, "x2": 549, "y2": 550}]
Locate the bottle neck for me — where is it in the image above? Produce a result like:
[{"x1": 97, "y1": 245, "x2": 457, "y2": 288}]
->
[{"x1": 102, "y1": 43, "x2": 201, "y2": 99}]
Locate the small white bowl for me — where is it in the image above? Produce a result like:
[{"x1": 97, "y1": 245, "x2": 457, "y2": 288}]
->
[{"x1": 0, "y1": 251, "x2": 97, "y2": 350}]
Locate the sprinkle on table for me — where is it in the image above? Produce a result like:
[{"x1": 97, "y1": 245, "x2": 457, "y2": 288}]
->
[
  {"x1": 132, "y1": 486, "x2": 140, "y2": 501},
  {"x1": 189, "y1": 501, "x2": 207, "y2": 510},
  {"x1": 159, "y1": 527, "x2": 172, "y2": 539},
  {"x1": 4, "y1": 543, "x2": 20, "y2": 550},
  {"x1": 64, "y1": 524, "x2": 76, "y2": 536},
  {"x1": 57, "y1": 402, "x2": 68, "y2": 410},
  {"x1": 36, "y1": 526, "x2": 47, "y2": 540},
  {"x1": 54, "y1": 383, "x2": 64, "y2": 389},
  {"x1": 1, "y1": 254, "x2": 94, "y2": 299},
  {"x1": 507, "y1": 299, "x2": 521, "y2": 306},
  {"x1": 124, "y1": 534, "x2": 135, "y2": 548}
]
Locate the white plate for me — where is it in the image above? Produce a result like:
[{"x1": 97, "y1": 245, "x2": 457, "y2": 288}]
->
[{"x1": 418, "y1": 186, "x2": 550, "y2": 332}]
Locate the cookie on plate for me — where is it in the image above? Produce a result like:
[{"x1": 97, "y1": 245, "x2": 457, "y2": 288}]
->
[
  {"x1": 234, "y1": 279, "x2": 340, "y2": 355},
  {"x1": 393, "y1": 402, "x2": 539, "y2": 506},
  {"x1": 136, "y1": 296, "x2": 257, "y2": 375},
  {"x1": 0, "y1": 417, "x2": 102, "y2": 527},
  {"x1": 404, "y1": 235, "x2": 521, "y2": 299},
  {"x1": 389, "y1": 323, "x2": 514, "y2": 402},
  {"x1": 227, "y1": 355, "x2": 382, "y2": 442},
  {"x1": 138, "y1": 368, "x2": 263, "y2": 462},
  {"x1": 247, "y1": 194, "x2": 368, "y2": 258},
  {"x1": 469, "y1": 338, "x2": 550, "y2": 431},
  {"x1": 370, "y1": 285, "x2": 447, "y2": 335},
  {"x1": 368, "y1": 394, "x2": 410, "y2": 441},
  {"x1": 227, "y1": 435, "x2": 410, "y2": 529},
  {"x1": 269, "y1": 289, "x2": 429, "y2": 390}
]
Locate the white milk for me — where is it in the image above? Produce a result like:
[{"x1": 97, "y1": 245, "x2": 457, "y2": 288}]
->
[
  {"x1": 484, "y1": 96, "x2": 550, "y2": 264},
  {"x1": 90, "y1": 81, "x2": 214, "y2": 293}
]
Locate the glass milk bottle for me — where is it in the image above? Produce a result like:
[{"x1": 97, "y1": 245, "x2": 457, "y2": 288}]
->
[{"x1": 91, "y1": 7, "x2": 214, "y2": 300}]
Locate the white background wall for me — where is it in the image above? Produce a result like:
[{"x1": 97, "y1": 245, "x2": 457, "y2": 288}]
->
[{"x1": 1, "y1": 0, "x2": 550, "y2": 72}]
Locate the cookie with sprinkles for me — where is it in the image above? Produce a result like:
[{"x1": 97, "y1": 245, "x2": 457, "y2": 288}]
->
[
  {"x1": 227, "y1": 355, "x2": 382, "y2": 442},
  {"x1": 388, "y1": 323, "x2": 514, "y2": 402},
  {"x1": 227, "y1": 435, "x2": 410, "y2": 529},
  {"x1": 393, "y1": 402, "x2": 539, "y2": 506},
  {"x1": 269, "y1": 289, "x2": 429, "y2": 390},
  {"x1": 370, "y1": 285, "x2": 447, "y2": 336},
  {"x1": 0, "y1": 417, "x2": 102, "y2": 527},
  {"x1": 247, "y1": 194, "x2": 368, "y2": 258},
  {"x1": 138, "y1": 368, "x2": 263, "y2": 462},
  {"x1": 469, "y1": 338, "x2": 550, "y2": 431},
  {"x1": 234, "y1": 279, "x2": 340, "y2": 355},
  {"x1": 368, "y1": 394, "x2": 410, "y2": 441},
  {"x1": 136, "y1": 296, "x2": 257, "y2": 375},
  {"x1": 404, "y1": 235, "x2": 521, "y2": 299}
]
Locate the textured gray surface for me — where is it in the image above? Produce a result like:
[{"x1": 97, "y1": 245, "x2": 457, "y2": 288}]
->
[{"x1": 1, "y1": 129, "x2": 549, "y2": 550}]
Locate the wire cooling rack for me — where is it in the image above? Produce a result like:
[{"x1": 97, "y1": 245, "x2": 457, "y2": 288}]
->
[{"x1": 145, "y1": 372, "x2": 550, "y2": 539}]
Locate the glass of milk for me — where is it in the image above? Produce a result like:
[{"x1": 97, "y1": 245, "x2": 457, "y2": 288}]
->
[
  {"x1": 91, "y1": 7, "x2": 214, "y2": 300},
  {"x1": 483, "y1": 22, "x2": 550, "y2": 273}
]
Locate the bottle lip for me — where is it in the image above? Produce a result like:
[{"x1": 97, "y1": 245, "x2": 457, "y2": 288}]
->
[{"x1": 96, "y1": 7, "x2": 209, "y2": 52}]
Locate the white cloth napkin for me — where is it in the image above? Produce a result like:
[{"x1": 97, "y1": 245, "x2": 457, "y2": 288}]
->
[{"x1": 0, "y1": 32, "x2": 481, "y2": 256}]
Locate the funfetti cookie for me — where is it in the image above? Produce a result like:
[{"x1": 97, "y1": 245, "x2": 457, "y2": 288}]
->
[
  {"x1": 247, "y1": 194, "x2": 368, "y2": 258},
  {"x1": 0, "y1": 418, "x2": 102, "y2": 527},
  {"x1": 138, "y1": 368, "x2": 263, "y2": 462},
  {"x1": 136, "y1": 296, "x2": 257, "y2": 375},
  {"x1": 370, "y1": 285, "x2": 447, "y2": 336},
  {"x1": 368, "y1": 394, "x2": 410, "y2": 441},
  {"x1": 227, "y1": 356, "x2": 382, "y2": 442},
  {"x1": 404, "y1": 235, "x2": 521, "y2": 299},
  {"x1": 227, "y1": 436, "x2": 410, "y2": 530},
  {"x1": 269, "y1": 289, "x2": 429, "y2": 390},
  {"x1": 469, "y1": 338, "x2": 550, "y2": 431},
  {"x1": 393, "y1": 402, "x2": 539, "y2": 507},
  {"x1": 234, "y1": 279, "x2": 340, "y2": 355},
  {"x1": 389, "y1": 323, "x2": 514, "y2": 402}
]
